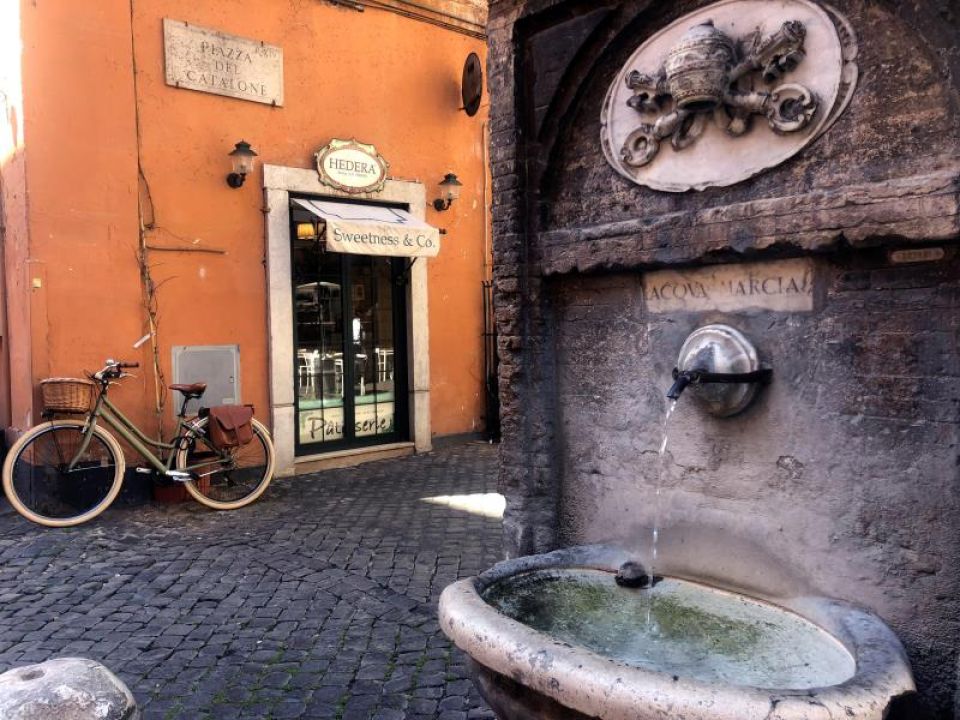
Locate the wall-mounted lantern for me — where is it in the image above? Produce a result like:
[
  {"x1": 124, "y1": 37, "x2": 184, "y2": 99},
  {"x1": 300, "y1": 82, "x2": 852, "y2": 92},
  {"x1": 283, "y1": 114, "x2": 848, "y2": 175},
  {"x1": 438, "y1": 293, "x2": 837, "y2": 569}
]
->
[
  {"x1": 433, "y1": 173, "x2": 462, "y2": 212},
  {"x1": 226, "y1": 140, "x2": 258, "y2": 188},
  {"x1": 296, "y1": 222, "x2": 318, "y2": 241}
]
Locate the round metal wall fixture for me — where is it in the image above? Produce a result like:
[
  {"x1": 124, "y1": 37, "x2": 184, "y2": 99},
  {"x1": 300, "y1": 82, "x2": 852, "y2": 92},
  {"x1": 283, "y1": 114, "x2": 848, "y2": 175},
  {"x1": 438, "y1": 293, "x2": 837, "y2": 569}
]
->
[
  {"x1": 462, "y1": 53, "x2": 483, "y2": 116},
  {"x1": 676, "y1": 325, "x2": 762, "y2": 417}
]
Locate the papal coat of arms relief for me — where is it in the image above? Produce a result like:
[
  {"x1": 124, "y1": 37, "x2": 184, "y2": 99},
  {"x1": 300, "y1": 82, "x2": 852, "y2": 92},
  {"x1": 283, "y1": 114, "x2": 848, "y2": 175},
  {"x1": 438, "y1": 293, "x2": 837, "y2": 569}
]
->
[{"x1": 600, "y1": 0, "x2": 859, "y2": 192}]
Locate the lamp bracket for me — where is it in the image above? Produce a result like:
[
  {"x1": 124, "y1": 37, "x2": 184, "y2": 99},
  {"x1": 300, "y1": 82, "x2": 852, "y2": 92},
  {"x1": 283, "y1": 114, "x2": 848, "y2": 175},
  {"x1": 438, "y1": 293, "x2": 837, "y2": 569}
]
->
[{"x1": 395, "y1": 257, "x2": 418, "y2": 286}]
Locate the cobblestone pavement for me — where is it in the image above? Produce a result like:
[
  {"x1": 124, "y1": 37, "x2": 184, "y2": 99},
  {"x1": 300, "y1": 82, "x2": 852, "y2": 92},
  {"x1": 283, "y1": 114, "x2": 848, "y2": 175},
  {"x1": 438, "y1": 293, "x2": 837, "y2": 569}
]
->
[{"x1": 0, "y1": 441, "x2": 502, "y2": 719}]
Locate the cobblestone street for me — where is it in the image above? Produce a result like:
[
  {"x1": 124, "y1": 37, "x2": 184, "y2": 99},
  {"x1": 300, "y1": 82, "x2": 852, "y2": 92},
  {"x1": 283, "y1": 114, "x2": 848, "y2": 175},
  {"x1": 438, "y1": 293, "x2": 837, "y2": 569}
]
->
[{"x1": 0, "y1": 441, "x2": 501, "y2": 720}]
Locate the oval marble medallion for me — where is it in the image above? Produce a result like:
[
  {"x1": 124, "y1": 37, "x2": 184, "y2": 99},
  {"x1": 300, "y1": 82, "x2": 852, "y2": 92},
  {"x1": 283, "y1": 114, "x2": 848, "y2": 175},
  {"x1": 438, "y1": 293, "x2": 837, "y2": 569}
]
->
[{"x1": 600, "y1": 0, "x2": 858, "y2": 192}]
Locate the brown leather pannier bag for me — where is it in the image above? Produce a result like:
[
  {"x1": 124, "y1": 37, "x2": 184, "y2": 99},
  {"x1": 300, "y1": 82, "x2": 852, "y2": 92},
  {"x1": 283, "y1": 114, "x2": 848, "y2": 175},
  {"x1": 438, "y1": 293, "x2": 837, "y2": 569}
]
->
[{"x1": 208, "y1": 405, "x2": 255, "y2": 450}]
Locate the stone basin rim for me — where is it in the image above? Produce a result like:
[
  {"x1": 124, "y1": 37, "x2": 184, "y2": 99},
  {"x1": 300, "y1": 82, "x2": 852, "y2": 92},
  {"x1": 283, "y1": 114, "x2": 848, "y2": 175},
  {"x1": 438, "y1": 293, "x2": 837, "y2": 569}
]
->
[{"x1": 439, "y1": 544, "x2": 916, "y2": 720}]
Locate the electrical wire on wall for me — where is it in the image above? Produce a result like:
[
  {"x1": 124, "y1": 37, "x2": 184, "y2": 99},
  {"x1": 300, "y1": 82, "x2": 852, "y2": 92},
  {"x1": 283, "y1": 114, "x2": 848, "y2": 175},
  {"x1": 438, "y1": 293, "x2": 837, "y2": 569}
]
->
[
  {"x1": 325, "y1": 0, "x2": 365, "y2": 9},
  {"x1": 129, "y1": 0, "x2": 168, "y2": 440}
]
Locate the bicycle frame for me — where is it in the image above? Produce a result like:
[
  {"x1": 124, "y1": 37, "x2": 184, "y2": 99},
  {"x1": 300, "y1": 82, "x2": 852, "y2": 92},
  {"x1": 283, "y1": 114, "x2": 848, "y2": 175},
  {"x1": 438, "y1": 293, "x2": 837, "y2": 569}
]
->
[{"x1": 66, "y1": 388, "x2": 216, "y2": 477}]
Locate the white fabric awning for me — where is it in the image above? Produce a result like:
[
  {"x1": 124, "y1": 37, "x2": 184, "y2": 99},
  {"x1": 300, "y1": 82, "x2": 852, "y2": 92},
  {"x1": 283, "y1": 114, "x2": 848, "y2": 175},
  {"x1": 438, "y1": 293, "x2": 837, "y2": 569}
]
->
[{"x1": 293, "y1": 198, "x2": 440, "y2": 258}]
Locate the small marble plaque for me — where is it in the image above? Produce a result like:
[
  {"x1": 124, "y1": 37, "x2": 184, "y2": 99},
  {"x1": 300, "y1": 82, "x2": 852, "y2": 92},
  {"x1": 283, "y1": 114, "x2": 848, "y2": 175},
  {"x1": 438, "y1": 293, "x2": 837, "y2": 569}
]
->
[
  {"x1": 644, "y1": 259, "x2": 814, "y2": 314},
  {"x1": 163, "y1": 19, "x2": 283, "y2": 106},
  {"x1": 889, "y1": 247, "x2": 946, "y2": 265}
]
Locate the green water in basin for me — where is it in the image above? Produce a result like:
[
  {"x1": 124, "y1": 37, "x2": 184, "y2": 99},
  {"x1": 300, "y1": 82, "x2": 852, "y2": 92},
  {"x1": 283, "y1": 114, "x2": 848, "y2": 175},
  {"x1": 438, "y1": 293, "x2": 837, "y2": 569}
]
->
[{"x1": 482, "y1": 569, "x2": 856, "y2": 690}]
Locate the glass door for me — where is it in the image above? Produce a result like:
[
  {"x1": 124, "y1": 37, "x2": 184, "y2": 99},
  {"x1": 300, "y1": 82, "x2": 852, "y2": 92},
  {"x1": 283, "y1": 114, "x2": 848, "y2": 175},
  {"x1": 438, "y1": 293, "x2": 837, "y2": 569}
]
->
[{"x1": 291, "y1": 202, "x2": 408, "y2": 455}]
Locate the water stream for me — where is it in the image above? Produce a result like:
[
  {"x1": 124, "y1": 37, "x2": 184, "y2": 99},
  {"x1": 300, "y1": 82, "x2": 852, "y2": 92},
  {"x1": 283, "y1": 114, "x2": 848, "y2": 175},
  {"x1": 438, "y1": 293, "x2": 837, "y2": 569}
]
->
[{"x1": 649, "y1": 399, "x2": 678, "y2": 584}]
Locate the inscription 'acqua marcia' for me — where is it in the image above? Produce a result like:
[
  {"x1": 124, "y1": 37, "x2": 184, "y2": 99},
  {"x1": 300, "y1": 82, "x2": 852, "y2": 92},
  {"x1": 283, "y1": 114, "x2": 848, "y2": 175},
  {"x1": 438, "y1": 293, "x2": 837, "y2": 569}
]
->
[
  {"x1": 644, "y1": 259, "x2": 814, "y2": 313},
  {"x1": 648, "y1": 274, "x2": 811, "y2": 302}
]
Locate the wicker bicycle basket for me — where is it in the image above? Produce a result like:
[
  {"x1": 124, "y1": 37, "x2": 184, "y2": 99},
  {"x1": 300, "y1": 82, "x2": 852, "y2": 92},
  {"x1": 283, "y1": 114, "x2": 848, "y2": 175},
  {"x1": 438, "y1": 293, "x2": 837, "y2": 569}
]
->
[{"x1": 40, "y1": 378, "x2": 96, "y2": 414}]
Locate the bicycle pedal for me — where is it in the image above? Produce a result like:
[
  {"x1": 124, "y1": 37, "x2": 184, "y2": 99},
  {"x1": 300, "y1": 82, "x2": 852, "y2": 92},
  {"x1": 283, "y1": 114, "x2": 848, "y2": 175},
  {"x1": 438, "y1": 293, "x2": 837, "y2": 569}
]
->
[
  {"x1": 164, "y1": 470, "x2": 193, "y2": 483},
  {"x1": 134, "y1": 467, "x2": 154, "y2": 475}
]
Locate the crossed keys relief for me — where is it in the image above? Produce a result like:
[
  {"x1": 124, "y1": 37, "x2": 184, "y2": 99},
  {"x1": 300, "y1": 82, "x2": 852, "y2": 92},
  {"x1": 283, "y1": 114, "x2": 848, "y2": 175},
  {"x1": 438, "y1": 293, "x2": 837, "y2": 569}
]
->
[{"x1": 620, "y1": 19, "x2": 818, "y2": 168}]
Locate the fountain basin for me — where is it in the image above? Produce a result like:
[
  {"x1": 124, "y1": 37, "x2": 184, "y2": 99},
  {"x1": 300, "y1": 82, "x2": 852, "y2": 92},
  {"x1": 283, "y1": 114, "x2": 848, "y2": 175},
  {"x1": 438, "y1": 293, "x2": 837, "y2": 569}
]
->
[{"x1": 439, "y1": 546, "x2": 915, "y2": 720}]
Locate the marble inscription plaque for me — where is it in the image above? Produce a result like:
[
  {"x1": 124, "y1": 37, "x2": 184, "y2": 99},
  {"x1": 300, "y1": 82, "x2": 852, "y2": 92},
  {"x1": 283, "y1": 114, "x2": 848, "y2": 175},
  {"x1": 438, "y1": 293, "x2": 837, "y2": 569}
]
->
[
  {"x1": 889, "y1": 247, "x2": 946, "y2": 265},
  {"x1": 163, "y1": 19, "x2": 283, "y2": 106},
  {"x1": 644, "y1": 259, "x2": 814, "y2": 314}
]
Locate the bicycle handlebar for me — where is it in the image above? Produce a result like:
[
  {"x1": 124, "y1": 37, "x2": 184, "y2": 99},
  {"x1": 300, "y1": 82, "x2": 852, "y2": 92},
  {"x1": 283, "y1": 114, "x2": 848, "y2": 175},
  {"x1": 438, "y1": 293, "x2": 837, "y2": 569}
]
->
[
  {"x1": 103, "y1": 359, "x2": 139, "y2": 369},
  {"x1": 94, "y1": 359, "x2": 140, "y2": 380}
]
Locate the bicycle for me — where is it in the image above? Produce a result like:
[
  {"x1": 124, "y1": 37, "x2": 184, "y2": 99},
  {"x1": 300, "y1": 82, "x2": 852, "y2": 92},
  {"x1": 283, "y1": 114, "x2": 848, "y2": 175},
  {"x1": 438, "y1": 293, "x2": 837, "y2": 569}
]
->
[{"x1": 2, "y1": 359, "x2": 275, "y2": 527}]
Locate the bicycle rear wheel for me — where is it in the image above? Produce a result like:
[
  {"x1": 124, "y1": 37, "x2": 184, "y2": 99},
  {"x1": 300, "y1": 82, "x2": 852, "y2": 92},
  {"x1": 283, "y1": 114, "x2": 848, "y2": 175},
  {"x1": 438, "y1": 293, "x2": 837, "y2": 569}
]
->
[
  {"x1": 2, "y1": 420, "x2": 125, "y2": 527},
  {"x1": 175, "y1": 417, "x2": 275, "y2": 510}
]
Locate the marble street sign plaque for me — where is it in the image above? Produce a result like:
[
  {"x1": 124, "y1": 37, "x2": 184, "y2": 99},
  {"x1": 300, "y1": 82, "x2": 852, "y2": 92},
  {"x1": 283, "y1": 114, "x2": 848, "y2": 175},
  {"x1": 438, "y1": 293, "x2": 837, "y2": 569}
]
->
[
  {"x1": 163, "y1": 19, "x2": 284, "y2": 106},
  {"x1": 644, "y1": 259, "x2": 814, "y2": 314}
]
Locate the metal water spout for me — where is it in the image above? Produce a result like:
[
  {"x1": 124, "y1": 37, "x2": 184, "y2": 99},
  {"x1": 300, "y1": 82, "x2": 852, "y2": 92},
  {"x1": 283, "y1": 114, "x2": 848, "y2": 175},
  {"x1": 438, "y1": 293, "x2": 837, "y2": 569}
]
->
[
  {"x1": 666, "y1": 324, "x2": 772, "y2": 416},
  {"x1": 666, "y1": 370, "x2": 695, "y2": 401},
  {"x1": 666, "y1": 367, "x2": 773, "y2": 401}
]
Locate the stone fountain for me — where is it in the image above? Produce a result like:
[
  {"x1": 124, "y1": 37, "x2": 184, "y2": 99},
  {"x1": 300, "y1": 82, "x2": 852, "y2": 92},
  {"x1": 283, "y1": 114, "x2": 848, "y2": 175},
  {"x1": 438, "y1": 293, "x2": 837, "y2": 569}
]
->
[
  {"x1": 443, "y1": 0, "x2": 960, "y2": 717},
  {"x1": 441, "y1": 325, "x2": 915, "y2": 718},
  {"x1": 441, "y1": 545, "x2": 914, "y2": 719}
]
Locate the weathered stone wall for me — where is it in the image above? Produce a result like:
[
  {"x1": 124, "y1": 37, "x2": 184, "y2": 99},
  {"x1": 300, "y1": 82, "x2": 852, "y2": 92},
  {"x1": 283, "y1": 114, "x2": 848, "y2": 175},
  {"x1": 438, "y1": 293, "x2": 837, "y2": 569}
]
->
[
  {"x1": 488, "y1": 0, "x2": 960, "y2": 715},
  {"x1": 553, "y1": 257, "x2": 960, "y2": 715},
  {"x1": 541, "y1": 0, "x2": 960, "y2": 270}
]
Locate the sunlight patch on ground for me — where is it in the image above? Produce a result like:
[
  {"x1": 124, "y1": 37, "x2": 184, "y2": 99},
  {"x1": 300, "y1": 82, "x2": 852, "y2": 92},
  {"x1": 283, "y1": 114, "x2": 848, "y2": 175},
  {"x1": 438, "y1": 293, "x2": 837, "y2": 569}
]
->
[{"x1": 421, "y1": 493, "x2": 506, "y2": 519}]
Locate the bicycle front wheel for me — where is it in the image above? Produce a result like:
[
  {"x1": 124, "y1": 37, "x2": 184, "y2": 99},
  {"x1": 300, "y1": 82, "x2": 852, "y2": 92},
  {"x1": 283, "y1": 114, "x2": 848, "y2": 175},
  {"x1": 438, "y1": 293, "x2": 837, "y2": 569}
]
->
[
  {"x1": 176, "y1": 417, "x2": 275, "y2": 511},
  {"x1": 2, "y1": 420, "x2": 125, "y2": 527}
]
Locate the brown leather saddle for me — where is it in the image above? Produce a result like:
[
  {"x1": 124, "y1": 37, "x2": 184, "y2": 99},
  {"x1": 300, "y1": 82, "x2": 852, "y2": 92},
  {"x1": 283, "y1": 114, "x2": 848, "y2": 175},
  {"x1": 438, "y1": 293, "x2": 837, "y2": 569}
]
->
[{"x1": 169, "y1": 382, "x2": 207, "y2": 399}]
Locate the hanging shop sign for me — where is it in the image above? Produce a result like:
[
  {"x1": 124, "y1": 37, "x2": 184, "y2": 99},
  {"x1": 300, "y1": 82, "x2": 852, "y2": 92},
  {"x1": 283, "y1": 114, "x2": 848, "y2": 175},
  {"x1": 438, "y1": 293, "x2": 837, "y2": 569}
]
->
[
  {"x1": 315, "y1": 139, "x2": 389, "y2": 194},
  {"x1": 293, "y1": 199, "x2": 441, "y2": 259},
  {"x1": 163, "y1": 19, "x2": 284, "y2": 106}
]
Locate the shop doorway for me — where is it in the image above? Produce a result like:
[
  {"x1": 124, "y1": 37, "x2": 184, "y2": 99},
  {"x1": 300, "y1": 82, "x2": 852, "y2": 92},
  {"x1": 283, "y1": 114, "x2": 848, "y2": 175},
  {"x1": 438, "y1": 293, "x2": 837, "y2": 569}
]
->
[{"x1": 290, "y1": 201, "x2": 409, "y2": 455}]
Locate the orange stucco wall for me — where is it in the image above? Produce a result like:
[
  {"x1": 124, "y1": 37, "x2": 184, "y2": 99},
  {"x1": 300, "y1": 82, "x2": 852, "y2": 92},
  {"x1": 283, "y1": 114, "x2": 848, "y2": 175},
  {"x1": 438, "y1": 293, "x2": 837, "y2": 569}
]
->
[
  {"x1": 18, "y1": 2, "x2": 145, "y2": 426},
  {"x1": 0, "y1": 1, "x2": 28, "y2": 434},
  {"x1": 13, "y1": 0, "x2": 489, "y2": 442}
]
